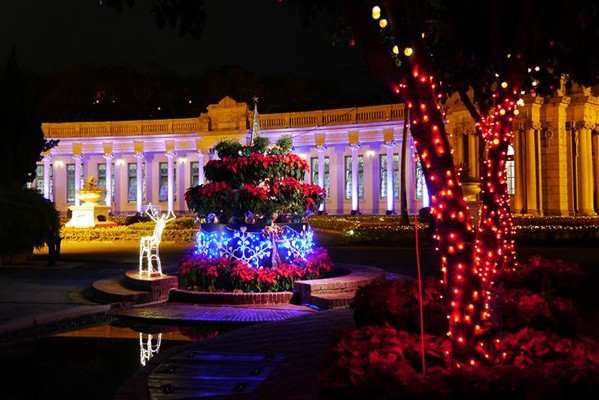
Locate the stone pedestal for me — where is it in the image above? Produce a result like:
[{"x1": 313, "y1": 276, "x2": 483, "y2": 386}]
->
[
  {"x1": 125, "y1": 271, "x2": 179, "y2": 302},
  {"x1": 65, "y1": 204, "x2": 111, "y2": 228}
]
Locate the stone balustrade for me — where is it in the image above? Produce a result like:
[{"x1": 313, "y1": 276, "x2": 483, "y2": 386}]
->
[{"x1": 41, "y1": 103, "x2": 406, "y2": 138}]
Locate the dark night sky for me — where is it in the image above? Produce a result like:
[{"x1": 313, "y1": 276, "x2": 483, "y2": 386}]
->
[{"x1": 0, "y1": 0, "x2": 383, "y2": 91}]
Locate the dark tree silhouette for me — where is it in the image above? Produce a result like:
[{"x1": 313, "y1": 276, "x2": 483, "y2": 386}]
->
[
  {"x1": 0, "y1": 48, "x2": 59, "y2": 258},
  {"x1": 0, "y1": 48, "x2": 57, "y2": 189}
]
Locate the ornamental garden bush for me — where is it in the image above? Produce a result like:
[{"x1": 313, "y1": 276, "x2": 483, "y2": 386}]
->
[
  {"x1": 0, "y1": 187, "x2": 60, "y2": 262},
  {"x1": 320, "y1": 256, "x2": 599, "y2": 399},
  {"x1": 185, "y1": 136, "x2": 325, "y2": 224},
  {"x1": 179, "y1": 135, "x2": 331, "y2": 292}
]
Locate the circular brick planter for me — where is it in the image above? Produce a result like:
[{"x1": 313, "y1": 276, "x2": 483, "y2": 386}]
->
[
  {"x1": 167, "y1": 264, "x2": 388, "y2": 308},
  {"x1": 167, "y1": 289, "x2": 294, "y2": 305}
]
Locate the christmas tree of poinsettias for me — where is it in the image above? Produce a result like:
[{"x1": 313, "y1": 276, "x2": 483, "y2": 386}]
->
[{"x1": 179, "y1": 135, "x2": 333, "y2": 293}]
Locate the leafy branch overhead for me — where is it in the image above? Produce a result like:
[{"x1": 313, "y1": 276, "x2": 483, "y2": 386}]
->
[{"x1": 101, "y1": 0, "x2": 207, "y2": 39}]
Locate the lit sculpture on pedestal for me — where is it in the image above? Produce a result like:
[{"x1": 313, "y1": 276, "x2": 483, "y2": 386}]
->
[
  {"x1": 139, "y1": 204, "x2": 176, "y2": 276},
  {"x1": 65, "y1": 177, "x2": 111, "y2": 228}
]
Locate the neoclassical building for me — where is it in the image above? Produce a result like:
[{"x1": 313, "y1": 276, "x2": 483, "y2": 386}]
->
[{"x1": 37, "y1": 89, "x2": 599, "y2": 217}]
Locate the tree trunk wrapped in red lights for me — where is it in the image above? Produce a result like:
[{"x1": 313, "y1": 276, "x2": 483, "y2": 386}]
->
[
  {"x1": 476, "y1": 96, "x2": 519, "y2": 324},
  {"x1": 405, "y1": 70, "x2": 484, "y2": 362}
]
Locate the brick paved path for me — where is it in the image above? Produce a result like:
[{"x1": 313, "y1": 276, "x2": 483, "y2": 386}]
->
[
  {"x1": 117, "y1": 308, "x2": 355, "y2": 400},
  {"x1": 113, "y1": 303, "x2": 317, "y2": 323}
]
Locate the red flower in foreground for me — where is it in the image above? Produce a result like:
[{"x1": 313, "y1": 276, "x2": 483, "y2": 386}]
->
[{"x1": 178, "y1": 247, "x2": 333, "y2": 292}]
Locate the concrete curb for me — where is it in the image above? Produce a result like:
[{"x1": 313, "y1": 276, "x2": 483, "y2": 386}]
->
[{"x1": 0, "y1": 304, "x2": 116, "y2": 336}]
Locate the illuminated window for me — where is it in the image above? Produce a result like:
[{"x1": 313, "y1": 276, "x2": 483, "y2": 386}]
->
[
  {"x1": 379, "y1": 153, "x2": 400, "y2": 199},
  {"x1": 128, "y1": 163, "x2": 137, "y2": 202},
  {"x1": 345, "y1": 155, "x2": 364, "y2": 200},
  {"x1": 310, "y1": 157, "x2": 330, "y2": 199},
  {"x1": 415, "y1": 160, "x2": 424, "y2": 200},
  {"x1": 28, "y1": 164, "x2": 53, "y2": 201},
  {"x1": 191, "y1": 161, "x2": 200, "y2": 186},
  {"x1": 97, "y1": 163, "x2": 114, "y2": 203},
  {"x1": 506, "y1": 145, "x2": 515, "y2": 196},
  {"x1": 67, "y1": 164, "x2": 75, "y2": 203},
  {"x1": 97, "y1": 163, "x2": 106, "y2": 189},
  {"x1": 159, "y1": 162, "x2": 176, "y2": 202}
]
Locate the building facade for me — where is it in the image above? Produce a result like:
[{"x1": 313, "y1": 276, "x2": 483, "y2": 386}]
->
[{"x1": 37, "y1": 89, "x2": 599, "y2": 217}]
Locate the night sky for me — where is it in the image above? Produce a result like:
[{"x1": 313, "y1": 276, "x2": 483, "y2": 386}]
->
[{"x1": 0, "y1": 0, "x2": 382, "y2": 91}]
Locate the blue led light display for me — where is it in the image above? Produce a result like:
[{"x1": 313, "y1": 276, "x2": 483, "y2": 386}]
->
[{"x1": 195, "y1": 223, "x2": 315, "y2": 268}]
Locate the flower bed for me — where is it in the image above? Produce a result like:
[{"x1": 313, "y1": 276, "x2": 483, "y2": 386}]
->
[
  {"x1": 306, "y1": 215, "x2": 599, "y2": 245},
  {"x1": 185, "y1": 136, "x2": 325, "y2": 224},
  {"x1": 319, "y1": 256, "x2": 599, "y2": 398},
  {"x1": 60, "y1": 217, "x2": 197, "y2": 242},
  {"x1": 178, "y1": 246, "x2": 333, "y2": 293}
]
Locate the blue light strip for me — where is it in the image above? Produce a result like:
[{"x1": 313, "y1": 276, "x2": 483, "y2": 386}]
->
[{"x1": 195, "y1": 224, "x2": 315, "y2": 268}]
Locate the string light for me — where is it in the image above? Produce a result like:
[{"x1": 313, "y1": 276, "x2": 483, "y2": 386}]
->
[{"x1": 372, "y1": 6, "x2": 381, "y2": 19}]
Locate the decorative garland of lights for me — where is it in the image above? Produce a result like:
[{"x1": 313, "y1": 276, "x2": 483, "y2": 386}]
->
[
  {"x1": 401, "y1": 68, "x2": 483, "y2": 364},
  {"x1": 194, "y1": 223, "x2": 315, "y2": 269},
  {"x1": 476, "y1": 93, "x2": 520, "y2": 325}
]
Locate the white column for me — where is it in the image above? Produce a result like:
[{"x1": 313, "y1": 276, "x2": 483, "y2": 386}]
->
[
  {"x1": 104, "y1": 153, "x2": 113, "y2": 207},
  {"x1": 198, "y1": 151, "x2": 206, "y2": 185},
  {"x1": 525, "y1": 127, "x2": 539, "y2": 215},
  {"x1": 578, "y1": 123, "x2": 595, "y2": 215},
  {"x1": 468, "y1": 133, "x2": 478, "y2": 178},
  {"x1": 74, "y1": 154, "x2": 82, "y2": 206},
  {"x1": 593, "y1": 133, "x2": 599, "y2": 212},
  {"x1": 43, "y1": 155, "x2": 52, "y2": 201},
  {"x1": 384, "y1": 140, "x2": 395, "y2": 213},
  {"x1": 135, "y1": 152, "x2": 144, "y2": 214},
  {"x1": 315, "y1": 145, "x2": 327, "y2": 213},
  {"x1": 349, "y1": 143, "x2": 360, "y2": 214},
  {"x1": 166, "y1": 149, "x2": 176, "y2": 213}
]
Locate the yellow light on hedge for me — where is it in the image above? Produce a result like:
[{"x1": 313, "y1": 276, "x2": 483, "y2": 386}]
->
[
  {"x1": 404, "y1": 47, "x2": 413, "y2": 57},
  {"x1": 501, "y1": 81, "x2": 508, "y2": 88},
  {"x1": 379, "y1": 18, "x2": 388, "y2": 28},
  {"x1": 392, "y1": 45, "x2": 399, "y2": 55},
  {"x1": 514, "y1": 109, "x2": 520, "y2": 116},
  {"x1": 372, "y1": 6, "x2": 381, "y2": 19}
]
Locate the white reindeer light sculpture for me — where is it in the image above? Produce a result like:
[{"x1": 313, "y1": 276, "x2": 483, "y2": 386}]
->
[{"x1": 139, "y1": 204, "x2": 176, "y2": 276}]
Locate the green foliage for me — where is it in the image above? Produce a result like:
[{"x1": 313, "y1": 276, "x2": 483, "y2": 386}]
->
[
  {"x1": 307, "y1": 215, "x2": 599, "y2": 245},
  {"x1": 187, "y1": 139, "x2": 325, "y2": 223},
  {"x1": 60, "y1": 217, "x2": 198, "y2": 242},
  {"x1": 214, "y1": 139, "x2": 243, "y2": 159},
  {"x1": 0, "y1": 188, "x2": 59, "y2": 255},
  {"x1": 308, "y1": 215, "x2": 428, "y2": 245},
  {"x1": 271, "y1": 135, "x2": 294, "y2": 155},
  {"x1": 251, "y1": 136, "x2": 270, "y2": 154}
]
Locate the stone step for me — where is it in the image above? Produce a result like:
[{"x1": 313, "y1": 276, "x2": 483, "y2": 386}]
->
[
  {"x1": 308, "y1": 292, "x2": 356, "y2": 310},
  {"x1": 88, "y1": 272, "x2": 178, "y2": 305},
  {"x1": 87, "y1": 277, "x2": 151, "y2": 305},
  {"x1": 293, "y1": 264, "x2": 386, "y2": 304}
]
